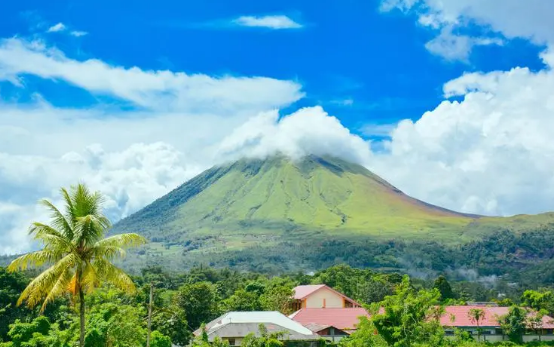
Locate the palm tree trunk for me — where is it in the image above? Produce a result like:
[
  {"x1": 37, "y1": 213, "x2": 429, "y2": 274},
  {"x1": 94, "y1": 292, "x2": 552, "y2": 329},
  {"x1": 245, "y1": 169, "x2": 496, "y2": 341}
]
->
[
  {"x1": 146, "y1": 282, "x2": 153, "y2": 347},
  {"x1": 79, "y1": 281, "x2": 86, "y2": 347}
]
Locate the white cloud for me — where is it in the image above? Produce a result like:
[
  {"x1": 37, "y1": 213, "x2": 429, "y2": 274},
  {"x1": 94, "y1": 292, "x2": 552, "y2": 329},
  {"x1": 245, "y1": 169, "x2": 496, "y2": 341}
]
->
[
  {"x1": 381, "y1": 0, "x2": 553, "y2": 60},
  {"x1": 0, "y1": 143, "x2": 202, "y2": 254},
  {"x1": 0, "y1": 103, "x2": 374, "y2": 254},
  {"x1": 371, "y1": 63, "x2": 554, "y2": 216},
  {"x1": 425, "y1": 27, "x2": 503, "y2": 61},
  {"x1": 233, "y1": 15, "x2": 303, "y2": 29},
  {"x1": 0, "y1": 38, "x2": 303, "y2": 112},
  {"x1": 47, "y1": 22, "x2": 66, "y2": 33},
  {"x1": 217, "y1": 106, "x2": 373, "y2": 165},
  {"x1": 70, "y1": 30, "x2": 88, "y2": 37},
  {"x1": 0, "y1": 37, "x2": 306, "y2": 254}
]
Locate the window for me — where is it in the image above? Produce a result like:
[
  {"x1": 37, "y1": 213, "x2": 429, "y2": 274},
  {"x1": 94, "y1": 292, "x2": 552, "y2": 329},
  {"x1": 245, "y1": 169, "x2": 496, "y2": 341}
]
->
[{"x1": 228, "y1": 338, "x2": 236, "y2": 346}]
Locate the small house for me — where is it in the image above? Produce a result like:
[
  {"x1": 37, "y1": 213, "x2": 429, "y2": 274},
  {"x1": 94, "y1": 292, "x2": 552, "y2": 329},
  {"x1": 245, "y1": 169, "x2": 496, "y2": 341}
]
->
[
  {"x1": 193, "y1": 311, "x2": 320, "y2": 346},
  {"x1": 291, "y1": 284, "x2": 361, "y2": 310}
]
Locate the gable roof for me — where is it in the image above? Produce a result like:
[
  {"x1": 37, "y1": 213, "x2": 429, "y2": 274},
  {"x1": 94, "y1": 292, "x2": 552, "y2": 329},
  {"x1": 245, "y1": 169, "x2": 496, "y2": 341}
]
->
[
  {"x1": 290, "y1": 308, "x2": 370, "y2": 331},
  {"x1": 442, "y1": 306, "x2": 554, "y2": 329},
  {"x1": 293, "y1": 285, "x2": 327, "y2": 300},
  {"x1": 293, "y1": 284, "x2": 360, "y2": 306},
  {"x1": 196, "y1": 311, "x2": 316, "y2": 337}
]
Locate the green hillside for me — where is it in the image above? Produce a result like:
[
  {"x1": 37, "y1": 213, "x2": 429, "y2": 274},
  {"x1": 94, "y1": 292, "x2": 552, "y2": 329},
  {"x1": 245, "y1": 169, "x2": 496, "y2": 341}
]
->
[{"x1": 112, "y1": 155, "x2": 554, "y2": 273}]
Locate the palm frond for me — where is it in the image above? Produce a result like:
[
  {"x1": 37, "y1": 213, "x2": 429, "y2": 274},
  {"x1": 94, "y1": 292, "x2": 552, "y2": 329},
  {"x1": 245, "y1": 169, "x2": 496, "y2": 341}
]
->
[
  {"x1": 7, "y1": 250, "x2": 62, "y2": 272},
  {"x1": 73, "y1": 215, "x2": 106, "y2": 246},
  {"x1": 92, "y1": 246, "x2": 127, "y2": 260},
  {"x1": 29, "y1": 223, "x2": 74, "y2": 251},
  {"x1": 95, "y1": 233, "x2": 147, "y2": 249},
  {"x1": 18, "y1": 253, "x2": 79, "y2": 308},
  {"x1": 39, "y1": 199, "x2": 74, "y2": 240},
  {"x1": 60, "y1": 187, "x2": 76, "y2": 228},
  {"x1": 93, "y1": 258, "x2": 136, "y2": 294},
  {"x1": 40, "y1": 266, "x2": 74, "y2": 312},
  {"x1": 81, "y1": 260, "x2": 101, "y2": 293}
]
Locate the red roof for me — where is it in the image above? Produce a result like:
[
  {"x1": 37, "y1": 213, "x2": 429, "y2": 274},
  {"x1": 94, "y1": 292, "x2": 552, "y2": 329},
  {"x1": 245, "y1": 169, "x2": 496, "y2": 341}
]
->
[
  {"x1": 292, "y1": 285, "x2": 361, "y2": 306},
  {"x1": 442, "y1": 306, "x2": 554, "y2": 329},
  {"x1": 293, "y1": 285, "x2": 327, "y2": 300},
  {"x1": 290, "y1": 308, "x2": 370, "y2": 331}
]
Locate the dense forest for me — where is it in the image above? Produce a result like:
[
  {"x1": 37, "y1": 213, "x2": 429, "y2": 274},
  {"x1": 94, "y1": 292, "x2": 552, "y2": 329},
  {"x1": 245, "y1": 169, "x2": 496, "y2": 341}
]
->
[{"x1": 2, "y1": 264, "x2": 554, "y2": 347}]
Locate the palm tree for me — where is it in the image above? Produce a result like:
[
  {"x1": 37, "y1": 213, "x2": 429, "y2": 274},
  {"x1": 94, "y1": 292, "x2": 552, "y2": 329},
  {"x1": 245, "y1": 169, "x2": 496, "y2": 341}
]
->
[
  {"x1": 468, "y1": 308, "x2": 486, "y2": 342},
  {"x1": 7, "y1": 183, "x2": 147, "y2": 347}
]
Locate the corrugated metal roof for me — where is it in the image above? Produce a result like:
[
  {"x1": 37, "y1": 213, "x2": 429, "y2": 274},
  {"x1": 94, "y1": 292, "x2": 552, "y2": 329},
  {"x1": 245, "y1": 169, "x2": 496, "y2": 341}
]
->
[{"x1": 198, "y1": 311, "x2": 317, "y2": 337}]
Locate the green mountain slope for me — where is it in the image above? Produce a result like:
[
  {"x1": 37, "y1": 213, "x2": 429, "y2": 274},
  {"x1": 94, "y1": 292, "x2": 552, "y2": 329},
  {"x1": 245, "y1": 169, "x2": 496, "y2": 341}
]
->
[{"x1": 114, "y1": 155, "x2": 554, "y2": 265}]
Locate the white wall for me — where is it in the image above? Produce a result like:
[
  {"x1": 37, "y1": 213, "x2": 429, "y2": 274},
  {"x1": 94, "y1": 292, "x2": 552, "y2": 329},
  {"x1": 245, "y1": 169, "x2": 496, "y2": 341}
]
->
[{"x1": 305, "y1": 287, "x2": 344, "y2": 308}]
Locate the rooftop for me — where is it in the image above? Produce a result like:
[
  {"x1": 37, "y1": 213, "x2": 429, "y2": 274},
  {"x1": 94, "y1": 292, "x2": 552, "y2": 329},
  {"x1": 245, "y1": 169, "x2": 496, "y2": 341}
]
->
[
  {"x1": 442, "y1": 306, "x2": 554, "y2": 329},
  {"x1": 292, "y1": 285, "x2": 327, "y2": 300},
  {"x1": 196, "y1": 311, "x2": 316, "y2": 338},
  {"x1": 290, "y1": 307, "x2": 370, "y2": 331}
]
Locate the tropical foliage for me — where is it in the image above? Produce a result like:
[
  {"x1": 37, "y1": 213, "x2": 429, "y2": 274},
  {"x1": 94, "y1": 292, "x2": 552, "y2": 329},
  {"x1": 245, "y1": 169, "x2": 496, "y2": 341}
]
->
[
  {"x1": 2, "y1": 263, "x2": 554, "y2": 346},
  {"x1": 6, "y1": 184, "x2": 146, "y2": 346}
]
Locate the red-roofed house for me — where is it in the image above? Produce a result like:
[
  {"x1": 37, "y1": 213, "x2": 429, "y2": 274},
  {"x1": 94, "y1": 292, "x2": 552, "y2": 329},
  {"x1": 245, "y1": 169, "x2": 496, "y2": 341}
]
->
[
  {"x1": 290, "y1": 285, "x2": 366, "y2": 342},
  {"x1": 291, "y1": 285, "x2": 361, "y2": 311},
  {"x1": 290, "y1": 307, "x2": 370, "y2": 341},
  {"x1": 442, "y1": 306, "x2": 554, "y2": 342}
]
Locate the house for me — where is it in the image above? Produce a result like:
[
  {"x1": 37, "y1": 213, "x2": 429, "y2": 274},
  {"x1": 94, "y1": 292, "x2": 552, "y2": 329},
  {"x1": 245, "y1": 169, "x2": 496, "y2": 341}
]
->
[
  {"x1": 289, "y1": 285, "x2": 368, "y2": 342},
  {"x1": 291, "y1": 284, "x2": 361, "y2": 310},
  {"x1": 442, "y1": 306, "x2": 554, "y2": 342},
  {"x1": 290, "y1": 307, "x2": 370, "y2": 342},
  {"x1": 193, "y1": 311, "x2": 320, "y2": 346}
]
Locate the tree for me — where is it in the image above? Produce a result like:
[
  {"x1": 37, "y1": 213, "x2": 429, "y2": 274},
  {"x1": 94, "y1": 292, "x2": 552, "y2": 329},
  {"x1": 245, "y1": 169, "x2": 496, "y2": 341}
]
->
[
  {"x1": 340, "y1": 317, "x2": 387, "y2": 347},
  {"x1": 152, "y1": 307, "x2": 191, "y2": 346},
  {"x1": 0, "y1": 268, "x2": 30, "y2": 341},
  {"x1": 175, "y1": 282, "x2": 219, "y2": 330},
  {"x1": 7, "y1": 184, "x2": 146, "y2": 347},
  {"x1": 369, "y1": 275, "x2": 445, "y2": 347},
  {"x1": 223, "y1": 289, "x2": 262, "y2": 312},
  {"x1": 150, "y1": 331, "x2": 172, "y2": 347},
  {"x1": 467, "y1": 308, "x2": 485, "y2": 342},
  {"x1": 527, "y1": 308, "x2": 548, "y2": 341},
  {"x1": 499, "y1": 306, "x2": 527, "y2": 344},
  {"x1": 433, "y1": 276, "x2": 455, "y2": 301},
  {"x1": 259, "y1": 278, "x2": 294, "y2": 314},
  {"x1": 85, "y1": 300, "x2": 148, "y2": 347},
  {"x1": 241, "y1": 325, "x2": 284, "y2": 347},
  {"x1": 521, "y1": 290, "x2": 554, "y2": 314}
]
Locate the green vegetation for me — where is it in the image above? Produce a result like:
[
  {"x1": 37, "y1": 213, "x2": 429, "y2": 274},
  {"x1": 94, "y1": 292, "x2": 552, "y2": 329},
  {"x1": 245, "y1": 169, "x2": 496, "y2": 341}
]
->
[
  {"x1": 2, "y1": 264, "x2": 554, "y2": 347},
  {"x1": 6, "y1": 184, "x2": 146, "y2": 347},
  {"x1": 109, "y1": 155, "x2": 554, "y2": 275}
]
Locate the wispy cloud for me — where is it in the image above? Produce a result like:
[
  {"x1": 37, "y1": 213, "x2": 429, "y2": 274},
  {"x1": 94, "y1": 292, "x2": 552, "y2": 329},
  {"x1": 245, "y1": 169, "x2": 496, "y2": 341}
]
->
[
  {"x1": 233, "y1": 15, "x2": 303, "y2": 29},
  {"x1": 47, "y1": 22, "x2": 66, "y2": 33},
  {"x1": 70, "y1": 30, "x2": 88, "y2": 37},
  {"x1": 361, "y1": 122, "x2": 397, "y2": 137},
  {"x1": 46, "y1": 22, "x2": 87, "y2": 38}
]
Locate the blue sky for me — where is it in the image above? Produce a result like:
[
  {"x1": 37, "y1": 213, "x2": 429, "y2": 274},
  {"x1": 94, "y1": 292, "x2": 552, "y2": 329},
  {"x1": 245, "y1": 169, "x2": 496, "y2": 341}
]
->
[
  {"x1": 1, "y1": 0, "x2": 546, "y2": 134},
  {"x1": 2, "y1": 0, "x2": 554, "y2": 254}
]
